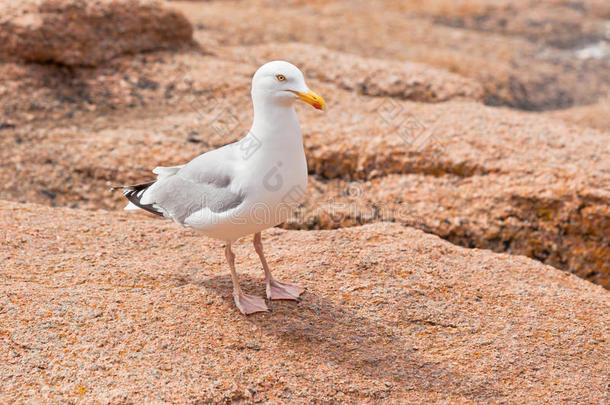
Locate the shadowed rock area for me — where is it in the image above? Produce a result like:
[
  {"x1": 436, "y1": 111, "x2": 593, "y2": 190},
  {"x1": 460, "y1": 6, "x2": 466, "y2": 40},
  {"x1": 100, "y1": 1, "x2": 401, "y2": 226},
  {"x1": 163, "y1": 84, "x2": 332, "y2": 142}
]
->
[{"x1": 1, "y1": 201, "x2": 609, "y2": 403}]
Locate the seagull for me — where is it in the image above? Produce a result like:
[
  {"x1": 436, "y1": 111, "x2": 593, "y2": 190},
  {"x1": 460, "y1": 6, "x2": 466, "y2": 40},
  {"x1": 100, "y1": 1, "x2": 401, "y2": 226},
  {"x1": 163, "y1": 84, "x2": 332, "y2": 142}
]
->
[{"x1": 112, "y1": 61, "x2": 326, "y2": 314}]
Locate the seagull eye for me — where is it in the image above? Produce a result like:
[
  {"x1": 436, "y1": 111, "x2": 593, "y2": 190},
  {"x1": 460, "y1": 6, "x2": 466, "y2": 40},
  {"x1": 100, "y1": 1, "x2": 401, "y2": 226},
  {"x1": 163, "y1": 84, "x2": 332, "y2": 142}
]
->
[{"x1": 275, "y1": 74, "x2": 286, "y2": 82}]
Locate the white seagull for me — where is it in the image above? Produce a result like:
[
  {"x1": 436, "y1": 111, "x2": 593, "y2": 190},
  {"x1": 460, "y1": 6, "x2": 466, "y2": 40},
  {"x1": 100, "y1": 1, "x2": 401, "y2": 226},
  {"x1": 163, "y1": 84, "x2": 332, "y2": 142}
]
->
[{"x1": 113, "y1": 61, "x2": 326, "y2": 314}]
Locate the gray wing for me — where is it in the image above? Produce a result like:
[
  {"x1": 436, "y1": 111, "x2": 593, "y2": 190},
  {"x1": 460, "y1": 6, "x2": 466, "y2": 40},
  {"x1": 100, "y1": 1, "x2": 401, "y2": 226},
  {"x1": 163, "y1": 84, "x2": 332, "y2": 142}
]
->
[
  {"x1": 137, "y1": 143, "x2": 245, "y2": 224},
  {"x1": 141, "y1": 174, "x2": 244, "y2": 224}
]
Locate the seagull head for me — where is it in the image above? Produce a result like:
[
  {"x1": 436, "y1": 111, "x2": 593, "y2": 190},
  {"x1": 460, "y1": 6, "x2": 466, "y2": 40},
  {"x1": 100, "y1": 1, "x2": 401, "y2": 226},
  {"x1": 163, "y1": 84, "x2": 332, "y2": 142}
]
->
[{"x1": 251, "y1": 61, "x2": 326, "y2": 111}]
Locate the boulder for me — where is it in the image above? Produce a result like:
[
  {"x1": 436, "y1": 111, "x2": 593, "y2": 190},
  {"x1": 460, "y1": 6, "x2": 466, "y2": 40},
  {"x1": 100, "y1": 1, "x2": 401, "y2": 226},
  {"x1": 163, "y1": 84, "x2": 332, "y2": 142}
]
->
[
  {"x1": 0, "y1": 201, "x2": 608, "y2": 403},
  {"x1": 0, "y1": 0, "x2": 193, "y2": 66}
]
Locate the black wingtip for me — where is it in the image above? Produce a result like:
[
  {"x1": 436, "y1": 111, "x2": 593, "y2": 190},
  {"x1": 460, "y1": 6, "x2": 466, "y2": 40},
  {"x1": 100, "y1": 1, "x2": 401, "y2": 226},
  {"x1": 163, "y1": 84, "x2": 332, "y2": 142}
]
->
[
  {"x1": 121, "y1": 182, "x2": 165, "y2": 218},
  {"x1": 109, "y1": 181, "x2": 155, "y2": 192}
]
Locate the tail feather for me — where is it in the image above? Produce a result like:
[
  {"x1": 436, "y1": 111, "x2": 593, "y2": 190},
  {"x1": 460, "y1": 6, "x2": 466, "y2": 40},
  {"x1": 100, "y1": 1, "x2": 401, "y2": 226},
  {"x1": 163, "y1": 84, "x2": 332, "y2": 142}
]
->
[
  {"x1": 152, "y1": 165, "x2": 184, "y2": 179},
  {"x1": 110, "y1": 181, "x2": 165, "y2": 217},
  {"x1": 124, "y1": 201, "x2": 140, "y2": 211}
]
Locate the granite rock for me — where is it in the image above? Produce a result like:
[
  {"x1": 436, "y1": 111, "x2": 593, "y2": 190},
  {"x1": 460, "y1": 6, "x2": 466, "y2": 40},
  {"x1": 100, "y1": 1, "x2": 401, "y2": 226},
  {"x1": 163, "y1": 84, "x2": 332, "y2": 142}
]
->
[
  {"x1": 0, "y1": 201, "x2": 608, "y2": 403},
  {"x1": 0, "y1": 0, "x2": 193, "y2": 66}
]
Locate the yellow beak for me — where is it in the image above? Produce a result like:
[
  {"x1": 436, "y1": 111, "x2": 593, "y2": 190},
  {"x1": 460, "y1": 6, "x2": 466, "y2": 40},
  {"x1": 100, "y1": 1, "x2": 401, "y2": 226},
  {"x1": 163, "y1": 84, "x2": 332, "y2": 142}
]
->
[{"x1": 289, "y1": 89, "x2": 326, "y2": 111}]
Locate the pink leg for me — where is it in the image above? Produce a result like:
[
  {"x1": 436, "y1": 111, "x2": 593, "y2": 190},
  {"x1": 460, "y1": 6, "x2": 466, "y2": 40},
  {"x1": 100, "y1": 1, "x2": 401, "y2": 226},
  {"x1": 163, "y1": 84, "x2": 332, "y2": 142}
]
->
[
  {"x1": 253, "y1": 232, "x2": 305, "y2": 301},
  {"x1": 225, "y1": 242, "x2": 269, "y2": 315}
]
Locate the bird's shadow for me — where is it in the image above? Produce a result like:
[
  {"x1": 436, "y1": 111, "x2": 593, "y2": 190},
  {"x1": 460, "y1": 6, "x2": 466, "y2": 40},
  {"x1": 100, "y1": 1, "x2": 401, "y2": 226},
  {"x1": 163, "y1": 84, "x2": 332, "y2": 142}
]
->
[{"x1": 178, "y1": 272, "x2": 501, "y2": 400}]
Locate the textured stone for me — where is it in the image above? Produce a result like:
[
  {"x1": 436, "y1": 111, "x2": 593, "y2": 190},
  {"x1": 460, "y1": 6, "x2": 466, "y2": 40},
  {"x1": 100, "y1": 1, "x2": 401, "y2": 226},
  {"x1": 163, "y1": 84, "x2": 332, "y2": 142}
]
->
[
  {"x1": 0, "y1": 0, "x2": 193, "y2": 66},
  {"x1": 222, "y1": 43, "x2": 483, "y2": 103},
  {"x1": 287, "y1": 174, "x2": 610, "y2": 289},
  {"x1": 0, "y1": 46, "x2": 608, "y2": 288},
  {"x1": 547, "y1": 96, "x2": 610, "y2": 132},
  {"x1": 1, "y1": 2, "x2": 609, "y2": 401},
  {"x1": 0, "y1": 201, "x2": 608, "y2": 403},
  {"x1": 182, "y1": 0, "x2": 610, "y2": 110}
]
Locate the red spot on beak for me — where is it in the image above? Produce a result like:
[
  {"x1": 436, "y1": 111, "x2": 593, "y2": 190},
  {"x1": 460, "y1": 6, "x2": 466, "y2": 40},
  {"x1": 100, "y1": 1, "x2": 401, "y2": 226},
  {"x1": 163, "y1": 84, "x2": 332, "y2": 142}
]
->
[{"x1": 313, "y1": 102, "x2": 322, "y2": 110}]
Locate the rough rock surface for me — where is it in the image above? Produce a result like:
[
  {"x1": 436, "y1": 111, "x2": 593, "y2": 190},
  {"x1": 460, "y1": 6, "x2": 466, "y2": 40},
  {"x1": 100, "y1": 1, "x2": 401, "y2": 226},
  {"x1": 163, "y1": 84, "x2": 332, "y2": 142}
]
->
[
  {"x1": 1, "y1": 54, "x2": 607, "y2": 288},
  {"x1": 182, "y1": 0, "x2": 610, "y2": 110},
  {"x1": 223, "y1": 43, "x2": 484, "y2": 103},
  {"x1": 290, "y1": 175, "x2": 610, "y2": 289},
  {"x1": 1, "y1": 2, "x2": 609, "y2": 401},
  {"x1": 548, "y1": 96, "x2": 610, "y2": 132},
  {"x1": 1, "y1": 201, "x2": 609, "y2": 403},
  {"x1": 0, "y1": 0, "x2": 193, "y2": 66}
]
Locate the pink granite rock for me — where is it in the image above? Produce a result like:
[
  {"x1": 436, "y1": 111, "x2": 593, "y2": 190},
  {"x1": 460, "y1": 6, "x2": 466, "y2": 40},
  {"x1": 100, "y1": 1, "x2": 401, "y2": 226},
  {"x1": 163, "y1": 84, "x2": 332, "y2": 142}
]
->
[
  {"x1": 0, "y1": 0, "x2": 193, "y2": 66},
  {"x1": 0, "y1": 201, "x2": 608, "y2": 403}
]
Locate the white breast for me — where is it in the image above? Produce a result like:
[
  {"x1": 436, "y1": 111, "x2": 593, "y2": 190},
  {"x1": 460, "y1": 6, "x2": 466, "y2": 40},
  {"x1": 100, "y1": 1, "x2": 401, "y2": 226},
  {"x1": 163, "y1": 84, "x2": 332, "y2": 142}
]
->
[{"x1": 184, "y1": 105, "x2": 308, "y2": 242}]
